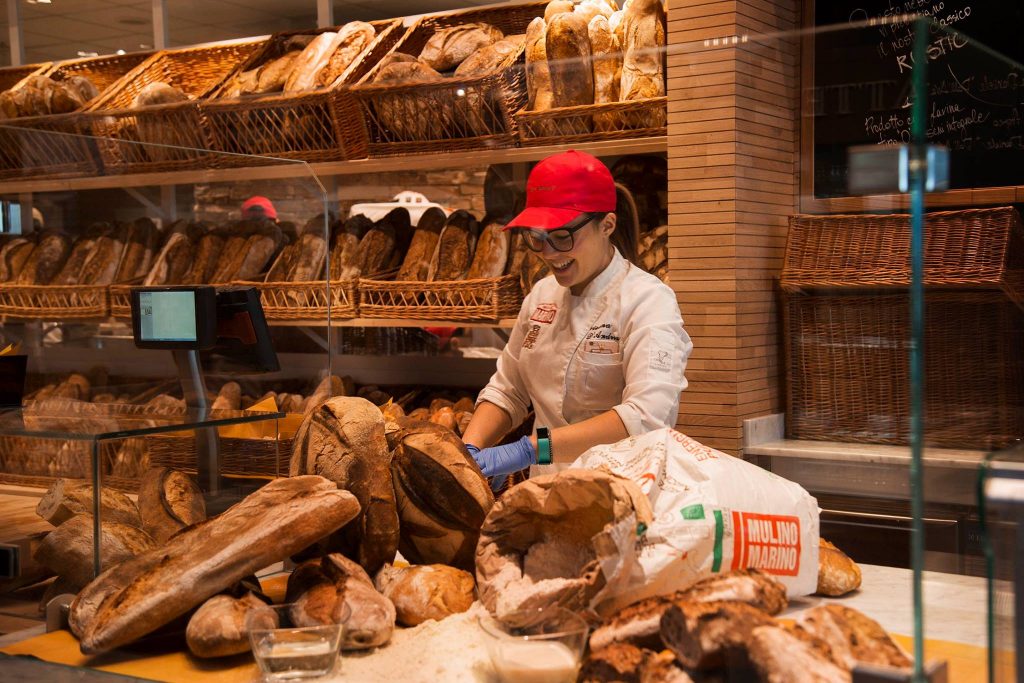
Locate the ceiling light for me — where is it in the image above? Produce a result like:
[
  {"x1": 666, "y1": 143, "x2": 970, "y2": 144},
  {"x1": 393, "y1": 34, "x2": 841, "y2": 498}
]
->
[
  {"x1": 116, "y1": 49, "x2": 126, "y2": 55},
  {"x1": 139, "y1": 43, "x2": 151, "y2": 49},
  {"x1": 27, "y1": 0, "x2": 53, "y2": 5},
  {"x1": 77, "y1": 51, "x2": 98, "y2": 58}
]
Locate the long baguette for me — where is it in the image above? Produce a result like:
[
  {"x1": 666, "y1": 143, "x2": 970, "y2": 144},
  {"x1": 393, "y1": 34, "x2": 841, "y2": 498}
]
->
[{"x1": 70, "y1": 476, "x2": 360, "y2": 654}]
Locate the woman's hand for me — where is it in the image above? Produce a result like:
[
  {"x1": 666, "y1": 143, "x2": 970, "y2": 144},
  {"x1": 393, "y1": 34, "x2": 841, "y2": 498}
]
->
[{"x1": 466, "y1": 436, "x2": 535, "y2": 479}]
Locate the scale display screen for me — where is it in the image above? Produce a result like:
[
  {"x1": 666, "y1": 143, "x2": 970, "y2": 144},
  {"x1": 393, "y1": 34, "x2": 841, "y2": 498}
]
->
[{"x1": 138, "y1": 290, "x2": 198, "y2": 342}]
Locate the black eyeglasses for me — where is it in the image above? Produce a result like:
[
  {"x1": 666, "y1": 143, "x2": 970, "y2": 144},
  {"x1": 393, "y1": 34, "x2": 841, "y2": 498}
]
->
[{"x1": 520, "y1": 212, "x2": 602, "y2": 253}]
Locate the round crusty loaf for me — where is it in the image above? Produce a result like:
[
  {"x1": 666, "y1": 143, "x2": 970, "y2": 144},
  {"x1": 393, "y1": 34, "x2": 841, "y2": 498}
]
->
[
  {"x1": 419, "y1": 23, "x2": 504, "y2": 72},
  {"x1": 290, "y1": 397, "x2": 399, "y2": 574},
  {"x1": 34, "y1": 514, "x2": 155, "y2": 588},
  {"x1": 35, "y1": 478, "x2": 141, "y2": 528},
  {"x1": 186, "y1": 592, "x2": 275, "y2": 658},
  {"x1": 374, "y1": 563, "x2": 475, "y2": 627},
  {"x1": 816, "y1": 538, "x2": 862, "y2": 597},
  {"x1": 138, "y1": 467, "x2": 206, "y2": 543}
]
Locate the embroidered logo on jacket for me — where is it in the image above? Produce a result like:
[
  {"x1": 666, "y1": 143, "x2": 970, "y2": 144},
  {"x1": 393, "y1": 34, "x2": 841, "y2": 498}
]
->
[
  {"x1": 530, "y1": 303, "x2": 558, "y2": 324},
  {"x1": 522, "y1": 325, "x2": 542, "y2": 350}
]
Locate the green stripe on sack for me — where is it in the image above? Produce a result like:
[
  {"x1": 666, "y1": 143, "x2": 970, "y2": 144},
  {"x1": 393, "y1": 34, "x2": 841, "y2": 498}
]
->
[{"x1": 712, "y1": 509, "x2": 724, "y2": 572}]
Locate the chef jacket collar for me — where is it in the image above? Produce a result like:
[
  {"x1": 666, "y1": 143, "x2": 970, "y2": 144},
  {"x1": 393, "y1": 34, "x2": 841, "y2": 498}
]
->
[{"x1": 571, "y1": 248, "x2": 626, "y2": 299}]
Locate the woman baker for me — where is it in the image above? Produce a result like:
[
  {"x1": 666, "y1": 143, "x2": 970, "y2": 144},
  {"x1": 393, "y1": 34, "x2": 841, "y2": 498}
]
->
[{"x1": 462, "y1": 150, "x2": 692, "y2": 481}]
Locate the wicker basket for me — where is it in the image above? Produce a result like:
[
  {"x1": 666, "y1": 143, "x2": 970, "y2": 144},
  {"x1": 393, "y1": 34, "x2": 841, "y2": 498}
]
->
[
  {"x1": 108, "y1": 283, "x2": 133, "y2": 319},
  {"x1": 0, "y1": 52, "x2": 153, "y2": 180},
  {"x1": 781, "y1": 207, "x2": 1024, "y2": 309},
  {"x1": 516, "y1": 97, "x2": 667, "y2": 145},
  {"x1": 0, "y1": 62, "x2": 51, "y2": 92},
  {"x1": 350, "y1": 3, "x2": 547, "y2": 157},
  {"x1": 0, "y1": 435, "x2": 138, "y2": 492},
  {"x1": 82, "y1": 39, "x2": 263, "y2": 174},
  {"x1": 783, "y1": 290, "x2": 1024, "y2": 450},
  {"x1": 236, "y1": 279, "x2": 359, "y2": 321},
  {"x1": 359, "y1": 273, "x2": 522, "y2": 322},
  {"x1": 147, "y1": 433, "x2": 290, "y2": 478},
  {"x1": 0, "y1": 284, "x2": 108, "y2": 320},
  {"x1": 203, "y1": 20, "x2": 403, "y2": 165}
]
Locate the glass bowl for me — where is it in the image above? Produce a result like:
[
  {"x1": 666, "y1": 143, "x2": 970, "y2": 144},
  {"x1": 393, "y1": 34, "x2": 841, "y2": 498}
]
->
[
  {"x1": 478, "y1": 607, "x2": 590, "y2": 683},
  {"x1": 246, "y1": 602, "x2": 351, "y2": 681}
]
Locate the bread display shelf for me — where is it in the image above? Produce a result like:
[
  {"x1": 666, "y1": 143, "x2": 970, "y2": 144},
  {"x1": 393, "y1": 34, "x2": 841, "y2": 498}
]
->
[
  {"x1": 0, "y1": 284, "x2": 109, "y2": 320},
  {"x1": 82, "y1": 38, "x2": 264, "y2": 176},
  {"x1": 147, "y1": 433, "x2": 288, "y2": 479},
  {"x1": 236, "y1": 279, "x2": 359, "y2": 321},
  {"x1": 516, "y1": 96, "x2": 667, "y2": 145},
  {"x1": 0, "y1": 53, "x2": 154, "y2": 182},
  {"x1": 350, "y1": 2, "x2": 547, "y2": 157},
  {"x1": 202, "y1": 19, "x2": 404, "y2": 166},
  {"x1": 358, "y1": 273, "x2": 522, "y2": 323}
]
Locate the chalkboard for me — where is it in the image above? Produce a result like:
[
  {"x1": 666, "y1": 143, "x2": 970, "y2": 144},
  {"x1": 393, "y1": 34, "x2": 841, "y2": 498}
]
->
[{"x1": 813, "y1": 1, "x2": 1024, "y2": 198}]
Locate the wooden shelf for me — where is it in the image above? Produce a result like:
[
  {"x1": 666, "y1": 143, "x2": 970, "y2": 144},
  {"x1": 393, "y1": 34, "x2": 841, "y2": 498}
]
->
[
  {"x1": 0, "y1": 137, "x2": 668, "y2": 194},
  {"x1": 800, "y1": 185, "x2": 1024, "y2": 214}
]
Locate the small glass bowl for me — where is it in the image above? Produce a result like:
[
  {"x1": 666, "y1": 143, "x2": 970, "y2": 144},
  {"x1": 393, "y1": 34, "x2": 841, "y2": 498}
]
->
[
  {"x1": 478, "y1": 607, "x2": 590, "y2": 683},
  {"x1": 246, "y1": 602, "x2": 351, "y2": 681}
]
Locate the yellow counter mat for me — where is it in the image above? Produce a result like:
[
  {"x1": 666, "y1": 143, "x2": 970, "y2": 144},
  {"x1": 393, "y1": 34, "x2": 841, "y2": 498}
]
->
[{"x1": 0, "y1": 628, "x2": 1006, "y2": 683}]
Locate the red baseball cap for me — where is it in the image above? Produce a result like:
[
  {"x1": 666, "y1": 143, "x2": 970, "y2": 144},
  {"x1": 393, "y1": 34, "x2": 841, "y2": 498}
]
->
[
  {"x1": 241, "y1": 196, "x2": 278, "y2": 220},
  {"x1": 505, "y1": 150, "x2": 616, "y2": 231}
]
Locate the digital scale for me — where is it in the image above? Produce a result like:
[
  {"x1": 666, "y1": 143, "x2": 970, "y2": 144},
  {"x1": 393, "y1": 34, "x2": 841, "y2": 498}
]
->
[{"x1": 129, "y1": 285, "x2": 279, "y2": 495}]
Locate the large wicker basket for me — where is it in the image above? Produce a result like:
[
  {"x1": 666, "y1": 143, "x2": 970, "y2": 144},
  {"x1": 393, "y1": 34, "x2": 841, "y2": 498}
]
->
[
  {"x1": 781, "y1": 207, "x2": 1024, "y2": 309},
  {"x1": 83, "y1": 39, "x2": 263, "y2": 174},
  {"x1": 236, "y1": 279, "x2": 359, "y2": 321},
  {"x1": 0, "y1": 63, "x2": 50, "y2": 92},
  {"x1": 0, "y1": 284, "x2": 108, "y2": 320},
  {"x1": 516, "y1": 97, "x2": 667, "y2": 145},
  {"x1": 147, "y1": 433, "x2": 290, "y2": 479},
  {"x1": 783, "y1": 290, "x2": 1024, "y2": 450},
  {"x1": 349, "y1": 3, "x2": 547, "y2": 157},
  {"x1": 0, "y1": 52, "x2": 153, "y2": 180},
  {"x1": 359, "y1": 273, "x2": 522, "y2": 322},
  {"x1": 203, "y1": 20, "x2": 404, "y2": 165}
]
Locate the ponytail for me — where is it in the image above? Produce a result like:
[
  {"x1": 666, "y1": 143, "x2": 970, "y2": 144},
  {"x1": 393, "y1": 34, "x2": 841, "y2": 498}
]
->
[{"x1": 610, "y1": 183, "x2": 640, "y2": 264}]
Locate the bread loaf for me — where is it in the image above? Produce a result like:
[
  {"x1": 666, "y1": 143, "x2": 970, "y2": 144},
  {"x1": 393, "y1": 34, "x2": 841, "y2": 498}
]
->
[
  {"x1": 64, "y1": 75, "x2": 100, "y2": 105},
  {"x1": 330, "y1": 214, "x2": 372, "y2": 280},
  {"x1": 290, "y1": 232, "x2": 328, "y2": 282},
  {"x1": 186, "y1": 592, "x2": 271, "y2": 658},
  {"x1": 396, "y1": 207, "x2": 446, "y2": 281},
  {"x1": 316, "y1": 21, "x2": 377, "y2": 87},
  {"x1": 419, "y1": 23, "x2": 504, "y2": 72},
  {"x1": 371, "y1": 55, "x2": 446, "y2": 142},
  {"x1": 621, "y1": 0, "x2": 666, "y2": 128},
  {"x1": 255, "y1": 52, "x2": 299, "y2": 94},
  {"x1": 466, "y1": 220, "x2": 510, "y2": 279},
  {"x1": 290, "y1": 397, "x2": 399, "y2": 574},
  {"x1": 302, "y1": 374, "x2": 345, "y2": 413},
  {"x1": 182, "y1": 230, "x2": 225, "y2": 284},
  {"x1": 816, "y1": 538, "x2": 862, "y2": 597},
  {"x1": 545, "y1": 0, "x2": 575, "y2": 21},
  {"x1": 36, "y1": 478, "x2": 141, "y2": 528},
  {"x1": 453, "y1": 34, "x2": 526, "y2": 78},
  {"x1": 374, "y1": 564, "x2": 475, "y2": 627},
  {"x1": 0, "y1": 237, "x2": 31, "y2": 281},
  {"x1": 132, "y1": 82, "x2": 188, "y2": 107},
  {"x1": 78, "y1": 227, "x2": 126, "y2": 286},
  {"x1": 114, "y1": 218, "x2": 160, "y2": 283},
  {"x1": 34, "y1": 514, "x2": 155, "y2": 588},
  {"x1": 16, "y1": 232, "x2": 70, "y2": 285},
  {"x1": 144, "y1": 228, "x2": 191, "y2": 286},
  {"x1": 266, "y1": 241, "x2": 298, "y2": 281},
  {"x1": 211, "y1": 382, "x2": 241, "y2": 411},
  {"x1": 354, "y1": 217, "x2": 396, "y2": 278},
  {"x1": 138, "y1": 467, "x2": 206, "y2": 543},
  {"x1": 609, "y1": 9, "x2": 625, "y2": 47},
  {"x1": 797, "y1": 604, "x2": 912, "y2": 671},
  {"x1": 233, "y1": 227, "x2": 283, "y2": 281},
  {"x1": 388, "y1": 418, "x2": 493, "y2": 570},
  {"x1": 284, "y1": 32, "x2": 344, "y2": 92},
  {"x1": 69, "y1": 476, "x2": 361, "y2": 654},
  {"x1": 52, "y1": 236, "x2": 96, "y2": 285},
  {"x1": 287, "y1": 554, "x2": 396, "y2": 650},
  {"x1": 525, "y1": 18, "x2": 555, "y2": 112},
  {"x1": 589, "y1": 15, "x2": 623, "y2": 131},
  {"x1": 520, "y1": 248, "x2": 550, "y2": 295},
  {"x1": 428, "y1": 210, "x2": 478, "y2": 281},
  {"x1": 546, "y1": 12, "x2": 595, "y2": 108}
]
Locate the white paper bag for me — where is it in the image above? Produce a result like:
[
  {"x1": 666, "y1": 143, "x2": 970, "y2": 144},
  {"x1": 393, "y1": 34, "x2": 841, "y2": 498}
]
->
[{"x1": 573, "y1": 428, "x2": 820, "y2": 610}]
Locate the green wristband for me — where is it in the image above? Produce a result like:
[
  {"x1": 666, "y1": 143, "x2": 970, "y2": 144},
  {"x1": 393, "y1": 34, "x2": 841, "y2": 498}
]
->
[{"x1": 536, "y1": 427, "x2": 552, "y2": 465}]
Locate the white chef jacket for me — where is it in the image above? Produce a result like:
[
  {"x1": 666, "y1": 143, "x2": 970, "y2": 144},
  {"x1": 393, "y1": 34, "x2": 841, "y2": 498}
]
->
[{"x1": 477, "y1": 249, "x2": 692, "y2": 445}]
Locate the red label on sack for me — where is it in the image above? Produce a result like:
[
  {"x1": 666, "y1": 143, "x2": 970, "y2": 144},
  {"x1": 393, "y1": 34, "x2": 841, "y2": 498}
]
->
[
  {"x1": 530, "y1": 303, "x2": 558, "y2": 324},
  {"x1": 730, "y1": 511, "x2": 801, "y2": 576}
]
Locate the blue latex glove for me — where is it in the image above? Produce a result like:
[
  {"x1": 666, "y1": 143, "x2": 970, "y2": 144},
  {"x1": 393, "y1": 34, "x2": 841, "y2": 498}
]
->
[{"x1": 466, "y1": 436, "x2": 535, "y2": 479}]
